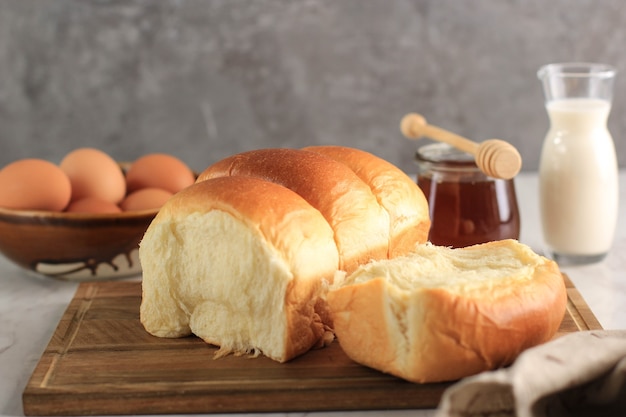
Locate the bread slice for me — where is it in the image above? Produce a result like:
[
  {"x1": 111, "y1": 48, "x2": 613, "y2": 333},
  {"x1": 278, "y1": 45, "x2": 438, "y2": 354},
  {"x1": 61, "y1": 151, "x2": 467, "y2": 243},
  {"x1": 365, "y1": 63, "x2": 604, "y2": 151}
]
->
[
  {"x1": 327, "y1": 239, "x2": 567, "y2": 383},
  {"x1": 140, "y1": 176, "x2": 339, "y2": 362}
]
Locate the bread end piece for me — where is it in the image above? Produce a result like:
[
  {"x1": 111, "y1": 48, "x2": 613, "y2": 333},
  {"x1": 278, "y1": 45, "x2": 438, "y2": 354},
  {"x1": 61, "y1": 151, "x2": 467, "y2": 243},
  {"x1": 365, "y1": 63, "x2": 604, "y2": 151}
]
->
[
  {"x1": 140, "y1": 176, "x2": 339, "y2": 362},
  {"x1": 328, "y1": 239, "x2": 567, "y2": 383}
]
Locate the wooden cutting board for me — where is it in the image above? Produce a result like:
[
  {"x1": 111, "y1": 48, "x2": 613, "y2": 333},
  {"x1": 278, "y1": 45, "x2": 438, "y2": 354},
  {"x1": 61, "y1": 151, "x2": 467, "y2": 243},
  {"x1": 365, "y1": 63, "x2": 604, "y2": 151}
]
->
[{"x1": 22, "y1": 274, "x2": 601, "y2": 416}]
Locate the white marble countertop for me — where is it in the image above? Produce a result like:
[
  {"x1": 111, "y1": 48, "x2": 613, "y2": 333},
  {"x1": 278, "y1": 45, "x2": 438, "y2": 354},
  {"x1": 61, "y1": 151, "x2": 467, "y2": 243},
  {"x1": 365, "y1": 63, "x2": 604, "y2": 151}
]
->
[{"x1": 1, "y1": 171, "x2": 625, "y2": 417}]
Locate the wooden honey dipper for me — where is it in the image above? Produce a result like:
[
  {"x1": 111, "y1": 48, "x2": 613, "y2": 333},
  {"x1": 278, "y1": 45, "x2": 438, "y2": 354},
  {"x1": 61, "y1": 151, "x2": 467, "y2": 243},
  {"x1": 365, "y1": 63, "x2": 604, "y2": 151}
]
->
[{"x1": 400, "y1": 113, "x2": 522, "y2": 180}]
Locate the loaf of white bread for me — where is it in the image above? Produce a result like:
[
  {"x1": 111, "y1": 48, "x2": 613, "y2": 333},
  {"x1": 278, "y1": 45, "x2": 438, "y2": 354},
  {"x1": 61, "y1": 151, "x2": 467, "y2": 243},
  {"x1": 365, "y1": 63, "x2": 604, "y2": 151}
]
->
[
  {"x1": 139, "y1": 146, "x2": 430, "y2": 362},
  {"x1": 139, "y1": 146, "x2": 567, "y2": 382}
]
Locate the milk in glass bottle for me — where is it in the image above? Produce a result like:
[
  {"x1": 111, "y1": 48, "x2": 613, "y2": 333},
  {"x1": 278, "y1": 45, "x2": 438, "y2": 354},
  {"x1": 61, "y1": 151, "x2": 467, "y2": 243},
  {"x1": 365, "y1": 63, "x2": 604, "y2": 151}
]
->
[{"x1": 537, "y1": 63, "x2": 618, "y2": 265}]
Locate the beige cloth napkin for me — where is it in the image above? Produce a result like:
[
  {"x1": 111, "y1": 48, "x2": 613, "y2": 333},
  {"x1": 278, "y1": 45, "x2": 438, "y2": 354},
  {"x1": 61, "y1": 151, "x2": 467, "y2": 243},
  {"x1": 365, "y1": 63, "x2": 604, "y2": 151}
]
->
[{"x1": 436, "y1": 330, "x2": 626, "y2": 417}]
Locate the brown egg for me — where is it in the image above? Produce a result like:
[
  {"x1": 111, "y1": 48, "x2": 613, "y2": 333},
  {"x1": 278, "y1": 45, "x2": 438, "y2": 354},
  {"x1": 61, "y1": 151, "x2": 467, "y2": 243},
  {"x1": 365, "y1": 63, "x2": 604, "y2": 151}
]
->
[
  {"x1": 60, "y1": 148, "x2": 126, "y2": 204},
  {"x1": 125, "y1": 153, "x2": 195, "y2": 194},
  {"x1": 120, "y1": 188, "x2": 173, "y2": 211},
  {"x1": 0, "y1": 159, "x2": 72, "y2": 211},
  {"x1": 65, "y1": 197, "x2": 123, "y2": 214}
]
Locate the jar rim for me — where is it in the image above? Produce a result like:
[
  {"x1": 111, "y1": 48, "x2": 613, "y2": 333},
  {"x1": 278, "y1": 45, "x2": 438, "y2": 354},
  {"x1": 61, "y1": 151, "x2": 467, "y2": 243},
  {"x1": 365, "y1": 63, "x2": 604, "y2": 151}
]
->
[
  {"x1": 415, "y1": 143, "x2": 477, "y2": 166},
  {"x1": 537, "y1": 62, "x2": 616, "y2": 80}
]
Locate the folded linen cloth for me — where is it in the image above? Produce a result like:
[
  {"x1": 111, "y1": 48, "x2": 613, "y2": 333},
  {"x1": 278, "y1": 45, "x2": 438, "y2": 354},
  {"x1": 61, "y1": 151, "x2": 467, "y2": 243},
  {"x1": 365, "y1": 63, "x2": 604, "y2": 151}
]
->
[{"x1": 436, "y1": 330, "x2": 626, "y2": 417}]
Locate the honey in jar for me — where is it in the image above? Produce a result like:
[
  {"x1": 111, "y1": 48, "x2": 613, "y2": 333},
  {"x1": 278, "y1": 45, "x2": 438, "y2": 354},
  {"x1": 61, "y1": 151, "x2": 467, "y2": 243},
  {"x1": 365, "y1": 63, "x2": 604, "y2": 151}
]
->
[{"x1": 415, "y1": 143, "x2": 520, "y2": 248}]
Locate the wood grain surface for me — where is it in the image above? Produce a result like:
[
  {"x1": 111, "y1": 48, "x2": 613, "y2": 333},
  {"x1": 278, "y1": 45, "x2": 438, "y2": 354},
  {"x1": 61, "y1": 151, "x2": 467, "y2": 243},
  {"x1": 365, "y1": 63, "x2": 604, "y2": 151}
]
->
[{"x1": 22, "y1": 274, "x2": 601, "y2": 416}]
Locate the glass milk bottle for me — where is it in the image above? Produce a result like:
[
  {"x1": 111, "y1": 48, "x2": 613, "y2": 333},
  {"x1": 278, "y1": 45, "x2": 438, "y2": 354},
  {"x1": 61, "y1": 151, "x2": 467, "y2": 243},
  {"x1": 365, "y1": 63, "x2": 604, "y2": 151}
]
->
[{"x1": 537, "y1": 63, "x2": 619, "y2": 265}]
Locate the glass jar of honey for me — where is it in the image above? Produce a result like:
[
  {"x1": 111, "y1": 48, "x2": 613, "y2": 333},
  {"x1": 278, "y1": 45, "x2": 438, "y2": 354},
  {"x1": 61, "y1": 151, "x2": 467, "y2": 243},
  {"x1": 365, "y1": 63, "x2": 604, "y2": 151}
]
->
[{"x1": 415, "y1": 143, "x2": 520, "y2": 248}]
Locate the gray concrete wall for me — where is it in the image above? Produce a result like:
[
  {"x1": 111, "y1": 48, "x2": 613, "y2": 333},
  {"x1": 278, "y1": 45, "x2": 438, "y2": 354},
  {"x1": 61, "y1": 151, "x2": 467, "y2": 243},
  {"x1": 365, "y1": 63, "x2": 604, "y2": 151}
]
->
[{"x1": 1, "y1": 0, "x2": 625, "y2": 174}]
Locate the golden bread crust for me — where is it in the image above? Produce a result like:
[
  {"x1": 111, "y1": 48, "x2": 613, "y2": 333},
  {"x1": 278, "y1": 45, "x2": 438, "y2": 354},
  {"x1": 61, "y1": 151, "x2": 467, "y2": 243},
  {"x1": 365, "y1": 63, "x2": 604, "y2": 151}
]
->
[{"x1": 302, "y1": 145, "x2": 430, "y2": 257}]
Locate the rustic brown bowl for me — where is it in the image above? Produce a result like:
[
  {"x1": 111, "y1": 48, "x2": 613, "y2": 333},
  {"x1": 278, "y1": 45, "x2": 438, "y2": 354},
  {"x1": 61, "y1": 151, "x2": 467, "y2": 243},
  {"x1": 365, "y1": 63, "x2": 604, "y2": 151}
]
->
[{"x1": 0, "y1": 206, "x2": 158, "y2": 281}]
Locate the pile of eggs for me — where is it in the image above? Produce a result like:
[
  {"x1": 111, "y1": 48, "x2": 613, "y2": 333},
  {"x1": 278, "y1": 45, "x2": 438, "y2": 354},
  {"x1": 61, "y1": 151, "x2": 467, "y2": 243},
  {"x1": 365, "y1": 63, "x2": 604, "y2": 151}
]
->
[{"x1": 0, "y1": 148, "x2": 195, "y2": 213}]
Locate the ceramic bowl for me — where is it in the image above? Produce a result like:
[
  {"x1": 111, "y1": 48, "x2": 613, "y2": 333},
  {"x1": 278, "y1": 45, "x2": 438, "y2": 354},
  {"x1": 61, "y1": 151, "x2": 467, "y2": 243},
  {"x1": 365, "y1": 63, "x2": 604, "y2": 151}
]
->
[{"x1": 0, "y1": 206, "x2": 157, "y2": 281}]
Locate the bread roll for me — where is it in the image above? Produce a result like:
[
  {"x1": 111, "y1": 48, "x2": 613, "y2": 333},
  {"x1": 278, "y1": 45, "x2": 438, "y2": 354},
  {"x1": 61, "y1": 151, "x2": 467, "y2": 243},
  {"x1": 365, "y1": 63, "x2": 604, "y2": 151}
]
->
[
  {"x1": 302, "y1": 145, "x2": 430, "y2": 258},
  {"x1": 196, "y1": 148, "x2": 393, "y2": 273},
  {"x1": 140, "y1": 176, "x2": 339, "y2": 362},
  {"x1": 327, "y1": 239, "x2": 567, "y2": 383}
]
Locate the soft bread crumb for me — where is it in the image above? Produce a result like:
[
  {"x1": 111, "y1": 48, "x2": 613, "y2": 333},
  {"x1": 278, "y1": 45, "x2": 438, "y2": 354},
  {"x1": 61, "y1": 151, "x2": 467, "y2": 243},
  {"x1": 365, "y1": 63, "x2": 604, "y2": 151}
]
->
[
  {"x1": 142, "y1": 211, "x2": 292, "y2": 360},
  {"x1": 339, "y1": 241, "x2": 538, "y2": 293}
]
